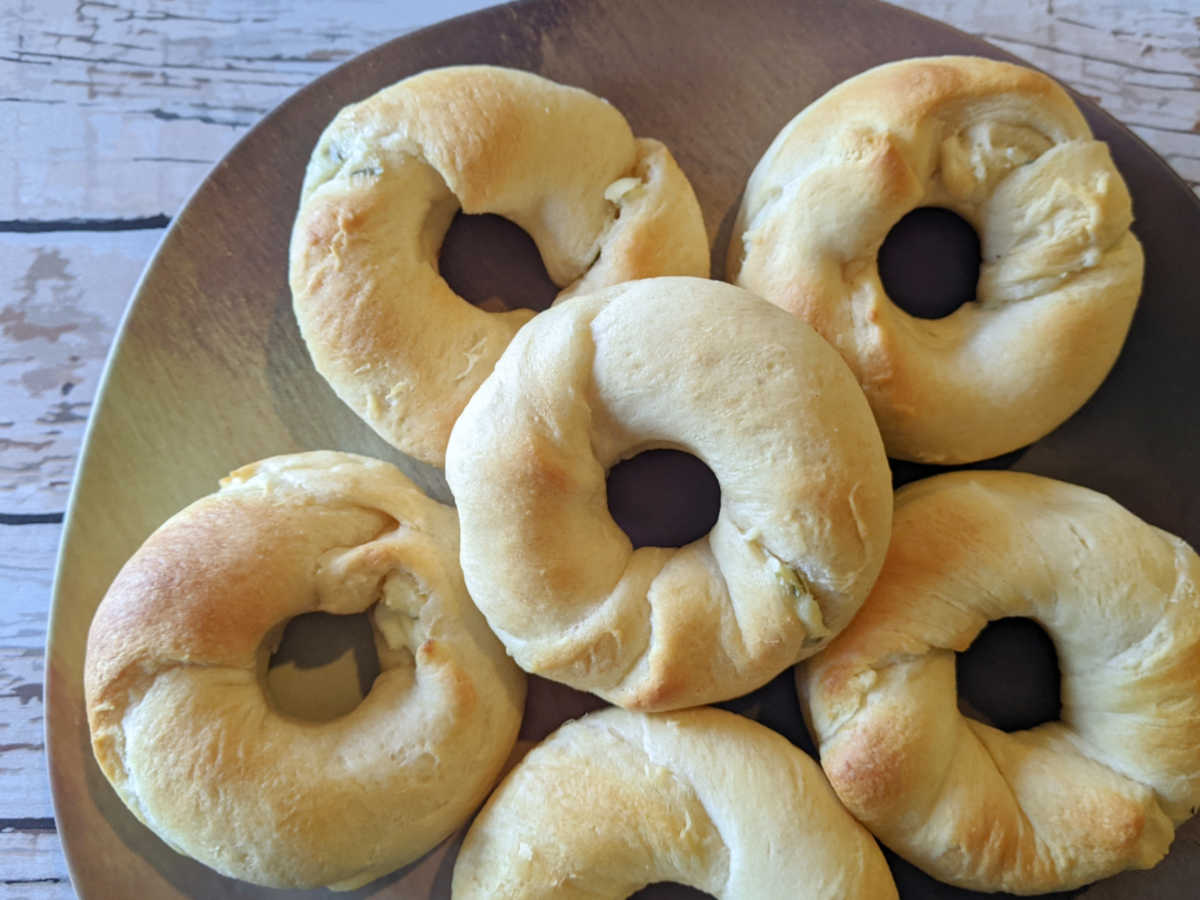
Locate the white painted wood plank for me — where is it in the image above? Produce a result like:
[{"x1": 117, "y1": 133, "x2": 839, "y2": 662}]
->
[
  {"x1": 0, "y1": 0, "x2": 502, "y2": 221},
  {"x1": 1, "y1": 524, "x2": 57, "y2": 824},
  {"x1": 1, "y1": 523, "x2": 60, "y2": 643},
  {"x1": 0, "y1": 521, "x2": 66, "y2": 894},
  {"x1": 0, "y1": 642, "x2": 55, "y2": 871},
  {"x1": 0, "y1": 736, "x2": 53, "y2": 823},
  {"x1": 893, "y1": 0, "x2": 1200, "y2": 194},
  {"x1": 0, "y1": 882, "x2": 70, "y2": 900},
  {"x1": 0, "y1": 827, "x2": 71, "y2": 885},
  {"x1": 0, "y1": 878, "x2": 70, "y2": 900},
  {"x1": 1, "y1": 230, "x2": 162, "y2": 515},
  {"x1": 2, "y1": 0, "x2": 1195, "y2": 222}
]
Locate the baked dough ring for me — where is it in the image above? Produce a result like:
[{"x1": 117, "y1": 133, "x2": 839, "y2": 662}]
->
[
  {"x1": 729, "y1": 56, "x2": 1143, "y2": 464},
  {"x1": 799, "y1": 470, "x2": 1200, "y2": 894},
  {"x1": 84, "y1": 451, "x2": 526, "y2": 890},
  {"x1": 452, "y1": 706, "x2": 898, "y2": 899},
  {"x1": 445, "y1": 276, "x2": 892, "y2": 711},
  {"x1": 290, "y1": 64, "x2": 710, "y2": 467}
]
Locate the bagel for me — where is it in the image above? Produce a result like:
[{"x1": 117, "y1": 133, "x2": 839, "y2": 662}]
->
[
  {"x1": 798, "y1": 470, "x2": 1200, "y2": 894},
  {"x1": 728, "y1": 56, "x2": 1143, "y2": 464},
  {"x1": 452, "y1": 705, "x2": 898, "y2": 898},
  {"x1": 290, "y1": 64, "x2": 710, "y2": 467},
  {"x1": 444, "y1": 276, "x2": 892, "y2": 711},
  {"x1": 83, "y1": 451, "x2": 526, "y2": 890}
]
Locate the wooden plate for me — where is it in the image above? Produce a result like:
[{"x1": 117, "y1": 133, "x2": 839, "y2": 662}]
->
[{"x1": 47, "y1": 0, "x2": 1200, "y2": 896}]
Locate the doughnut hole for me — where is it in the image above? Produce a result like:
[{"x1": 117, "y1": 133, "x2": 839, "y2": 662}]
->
[
  {"x1": 630, "y1": 886, "x2": 715, "y2": 898},
  {"x1": 439, "y1": 212, "x2": 559, "y2": 312},
  {"x1": 956, "y1": 617, "x2": 1062, "y2": 732},
  {"x1": 265, "y1": 611, "x2": 382, "y2": 721},
  {"x1": 606, "y1": 449, "x2": 721, "y2": 549},
  {"x1": 877, "y1": 206, "x2": 981, "y2": 320}
]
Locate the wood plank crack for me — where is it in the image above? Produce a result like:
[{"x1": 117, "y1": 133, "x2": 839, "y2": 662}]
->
[
  {"x1": 0, "y1": 215, "x2": 170, "y2": 233},
  {"x1": 0, "y1": 819, "x2": 56, "y2": 834}
]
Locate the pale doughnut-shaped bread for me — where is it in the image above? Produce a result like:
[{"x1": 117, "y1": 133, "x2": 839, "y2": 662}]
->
[
  {"x1": 798, "y1": 470, "x2": 1200, "y2": 894},
  {"x1": 290, "y1": 64, "x2": 710, "y2": 467},
  {"x1": 452, "y1": 706, "x2": 898, "y2": 898},
  {"x1": 445, "y1": 276, "x2": 892, "y2": 711},
  {"x1": 84, "y1": 451, "x2": 526, "y2": 890},
  {"x1": 729, "y1": 56, "x2": 1144, "y2": 464}
]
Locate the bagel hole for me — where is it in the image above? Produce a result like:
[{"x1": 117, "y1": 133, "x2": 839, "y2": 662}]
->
[
  {"x1": 606, "y1": 450, "x2": 721, "y2": 549},
  {"x1": 957, "y1": 617, "x2": 1061, "y2": 732},
  {"x1": 630, "y1": 886, "x2": 715, "y2": 898},
  {"x1": 265, "y1": 611, "x2": 381, "y2": 722},
  {"x1": 439, "y1": 212, "x2": 559, "y2": 313},
  {"x1": 877, "y1": 206, "x2": 981, "y2": 319}
]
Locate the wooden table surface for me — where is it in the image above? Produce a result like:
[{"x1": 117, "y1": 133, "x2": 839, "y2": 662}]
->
[{"x1": 3, "y1": 0, "x2": 1197, "y2": 896}]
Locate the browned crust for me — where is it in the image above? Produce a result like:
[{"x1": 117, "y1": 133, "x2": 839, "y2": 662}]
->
[
  {"x1": 799, "y1": 470, "x2": 1200, "y2": 893},
  {"x1": 731, "y1": 56, "x2": 1142, "y2": 464},
  {"x1": 290, "y1": 65, "x2": 709, "y2": 467},
  {"x1": 83, "y1": 452, "x2": 526, "y2": 890},
  {"x1": 446, "y1": 277, "x2": 892, "y2": 711}
]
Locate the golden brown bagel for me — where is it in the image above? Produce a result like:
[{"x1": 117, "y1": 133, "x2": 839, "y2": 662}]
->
[
  {"x1": 798, "y1": 470, "x2": 1200, "y2": 894},
  {"x1": 290, "y1": 65, "x2": 710, "y2": 467},
  {"x1": 445, "y1": 276, "x2": 892, "y2": 711},
  {"x1": 84, "y1": 451, "x2": 525, "y2": 890},
  {"x1": 729, "y1": 56, "x2": 1143, "y2": 464},
  {"x1": 452, "y1": 706, "x2": 899, "y2": 899}
]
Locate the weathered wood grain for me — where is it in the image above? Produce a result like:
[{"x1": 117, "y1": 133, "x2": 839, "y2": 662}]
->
[
  {"x1": 1, "y1": 521, "x2": 57, "y2": 838},
  {"x1": 0, "y1": 664, "x2": 50, "y2": 818},
  {"x1": 1, "y1": 521, "x2": 62, "y2": 895},
  {"x1": 898, "y1": 0, "x2": 1200, "y2": 193},
  {"x1": 0, "y1": 0, "x2": 497, "y2": 221},
  {"x1": 0, "y1": 826, "x2": 70, "y2": 887},
  {"x1": 2, "y1": 0, "x2": 1194, "y2": 224},
  {"x1": 1, "y1": 230, "x2": 163, "y2": 516}
]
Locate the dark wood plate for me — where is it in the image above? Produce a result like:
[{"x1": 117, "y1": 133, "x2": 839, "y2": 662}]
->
[{"x1": 47, "y1": 0, "x2": 1200, "y2": 896}]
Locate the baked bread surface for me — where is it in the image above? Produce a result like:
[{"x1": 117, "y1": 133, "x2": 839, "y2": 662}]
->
[
  {"x1": 452, "y1": 706, "x2": 899, "y2": 898},
  {"x1": 799, "y1": 470, "x2": 1200, "y2": 894},
  {"x1": 290, "y1": 64, "x2": 710, "y2": 467},
  {"x1": 729, "y1": 55, "x2": 1143, "y2": 463},
  {"x1": 445, "y1": 276, "x2": 892, "y2": 710},
  {"x1": 84, "y1": 451, "x2": 526, "y2": 890}
]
